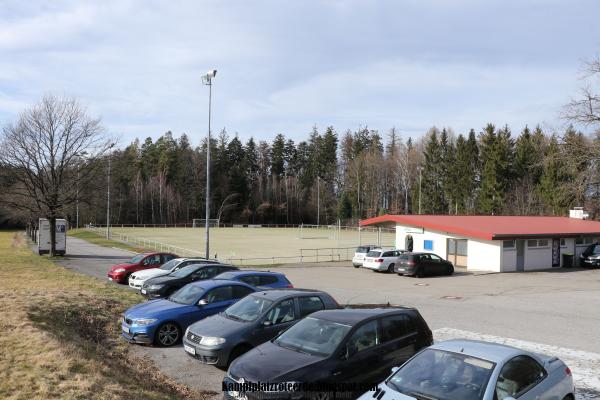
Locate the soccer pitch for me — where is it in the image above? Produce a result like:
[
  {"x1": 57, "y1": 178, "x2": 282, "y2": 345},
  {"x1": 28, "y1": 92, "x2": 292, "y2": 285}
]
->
[{"x1": 107, "y1": 226, "x2": 396, "y2": 265}]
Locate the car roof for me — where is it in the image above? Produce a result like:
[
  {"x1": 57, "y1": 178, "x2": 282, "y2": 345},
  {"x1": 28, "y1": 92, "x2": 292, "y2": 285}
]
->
[
  {"x1": 216, "y1": 270, "x2": 283, "y2": 277},
  {"x1": 187, "y1": 279, "x2": 253, "y2": 290},
  {"x1": 310, "y1": 307, "x2": 414, "y2": 325},
  {"x1": 249, "y1": 288, "x2": 326, "y2": 300},
  {"x1": 430, "y1": 339, "x2": 525, "y2": 364}
]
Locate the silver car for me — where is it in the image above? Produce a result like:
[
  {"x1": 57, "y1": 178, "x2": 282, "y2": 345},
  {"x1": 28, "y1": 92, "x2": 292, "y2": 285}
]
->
[{"x1": 358, "y1": 339, "x2": 574, "y2": 400}]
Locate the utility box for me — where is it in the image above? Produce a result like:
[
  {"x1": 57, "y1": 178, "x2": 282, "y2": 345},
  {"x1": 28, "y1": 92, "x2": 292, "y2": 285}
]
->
[{"x1": 37, "y1": 218, "x2": 67, "y2": 255}]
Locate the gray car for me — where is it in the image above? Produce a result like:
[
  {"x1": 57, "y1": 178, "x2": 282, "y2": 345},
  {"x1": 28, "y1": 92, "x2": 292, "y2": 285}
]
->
[
  {"x1": 182, "y1": 289, "x2": 339, "y2": 368},
  {"x1": 358, "y1": 339, "x2": 574, "y2": 400}
]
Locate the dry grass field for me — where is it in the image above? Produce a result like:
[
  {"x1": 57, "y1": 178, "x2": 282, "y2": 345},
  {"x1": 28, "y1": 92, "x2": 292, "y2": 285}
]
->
[
  {"x1": 105, "y1": 226, "x2": 396, "y2": 265},
  {"x1": 0, "y1": 231, "x2": 210, "y2": 400}
]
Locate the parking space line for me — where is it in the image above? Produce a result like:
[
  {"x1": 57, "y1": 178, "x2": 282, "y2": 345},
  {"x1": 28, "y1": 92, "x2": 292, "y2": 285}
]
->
[{"x1": 433, "y1": 328, "x2": 600, "y2": 400}]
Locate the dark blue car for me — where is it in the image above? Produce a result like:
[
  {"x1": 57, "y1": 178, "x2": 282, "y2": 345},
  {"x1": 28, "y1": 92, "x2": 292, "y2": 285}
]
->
[
  {"x1": 213, "y1": 270, "x2": 293, "y2": 289},
  {"x1": 121, "y1": 280, "x2": 256, "y2": 346}
]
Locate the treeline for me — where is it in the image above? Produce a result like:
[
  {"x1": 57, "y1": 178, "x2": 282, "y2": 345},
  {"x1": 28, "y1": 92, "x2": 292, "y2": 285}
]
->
[{"x1": 76, "y1": 124, "x2": 600, "y2": 226}]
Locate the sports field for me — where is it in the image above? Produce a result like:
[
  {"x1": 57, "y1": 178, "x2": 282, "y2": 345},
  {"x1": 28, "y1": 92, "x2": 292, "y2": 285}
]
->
[{"x1": 104, "y1": 226, "x2": 396, "y2": 265}]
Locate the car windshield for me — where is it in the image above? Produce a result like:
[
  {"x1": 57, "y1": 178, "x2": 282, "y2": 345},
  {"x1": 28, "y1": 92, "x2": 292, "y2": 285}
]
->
[
  {"x1": 224, "y1": 295, "x2": 274, "y2": 322},
  {"x1": 169, "y1": 264, "x2": 200, "y2": 278},
  {"x1": 126, "y1": 254, "x2": 145, "y2": 264},
  {"x1": 356, "y1": 246, "x2": 370, "y2": 253},
  {"x1": 591, "y1": 245, "x2": 600, "y2": 255},
  {"x1": 168, "y1": 285, "x2": 205, "y2": 305},
  {"x1": 274, "y1": 317, "x2": 351, "y2": 357},
  {"x1": 386, "y1": 348, "x2": 495, "y2": 400},
  {"x1": 366, "y1": 250, "x2": 381, "y2": 257},
  {"x1": 159, "y1": 259, "x2": 180, "y2": 271}
]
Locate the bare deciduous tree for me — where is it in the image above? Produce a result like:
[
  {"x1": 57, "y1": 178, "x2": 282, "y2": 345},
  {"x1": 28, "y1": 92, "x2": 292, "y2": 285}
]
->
[
  {"x1": 0, "y1": 94, "x2": 112, "y2": 255},
  {"x1": 564, "y1": 57, "x2": 600, "y2": 127}
]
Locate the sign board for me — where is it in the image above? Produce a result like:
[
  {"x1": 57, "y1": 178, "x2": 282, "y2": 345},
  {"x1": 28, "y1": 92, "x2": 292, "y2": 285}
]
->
[
  {"x1": 424, "y1": 240, "x2": 434, "y2": 251},
  {"x1": 552, "y1": 238, "x2": 561, "y2": 267},
  {"x1": 403, "y1": 227, "x2": 424, "y2": 234}
]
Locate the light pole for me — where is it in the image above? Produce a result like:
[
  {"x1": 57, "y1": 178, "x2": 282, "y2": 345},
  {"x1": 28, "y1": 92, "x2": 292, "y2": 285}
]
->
[
  {"x1": 202, "y1": 69, "x2": 217, "y2": 259},
  {"x1": 418, "y1": 166, "x2": 423, "y2": 215},
  {"x1": 106, "y1": 151, "x2": 111, "y2": 238},
  {"x1": 317, "y1": 176, "x2": 320, "y2": 226}
]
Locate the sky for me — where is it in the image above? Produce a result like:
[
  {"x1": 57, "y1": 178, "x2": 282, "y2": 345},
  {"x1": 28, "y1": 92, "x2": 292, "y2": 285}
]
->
[{"x1": 1, "y1": 0, "x2": 599, "y2": 147}]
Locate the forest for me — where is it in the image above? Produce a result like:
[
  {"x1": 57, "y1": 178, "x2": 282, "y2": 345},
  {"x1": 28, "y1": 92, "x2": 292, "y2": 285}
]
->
[{"x1": 71, "y1": 122, "x2": 600, "y2": 226}]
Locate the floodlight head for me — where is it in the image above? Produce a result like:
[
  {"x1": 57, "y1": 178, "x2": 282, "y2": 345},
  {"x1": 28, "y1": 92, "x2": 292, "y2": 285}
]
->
[{"x1": 207, "y1": 69, "x2": 217, "y2": 78}]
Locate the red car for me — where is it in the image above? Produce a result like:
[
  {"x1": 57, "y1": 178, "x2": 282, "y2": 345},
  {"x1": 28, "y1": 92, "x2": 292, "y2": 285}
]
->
[{"x1": 107, "y1": 252, "x2": 178, "y2": 284}]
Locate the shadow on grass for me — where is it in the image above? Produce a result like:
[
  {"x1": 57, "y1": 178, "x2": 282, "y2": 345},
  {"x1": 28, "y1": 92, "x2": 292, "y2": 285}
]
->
[{"x1": 27, "y1": 294, "x2": 214, "y2": 399}]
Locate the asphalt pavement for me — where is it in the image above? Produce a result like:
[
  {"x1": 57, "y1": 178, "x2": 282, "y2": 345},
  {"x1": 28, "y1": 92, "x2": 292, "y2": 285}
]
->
[{"x1": 52, "y1": 236, "x2": 600, "y2": 400}]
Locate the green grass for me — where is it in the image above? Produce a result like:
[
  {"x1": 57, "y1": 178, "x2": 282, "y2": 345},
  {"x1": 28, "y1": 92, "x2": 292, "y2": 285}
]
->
[
  {"x1": 69, "y1": 229, "x2": 146, "y2": 253},
  {"x1": 0, "y1": 231, "x2": 210, "y2": 400}
]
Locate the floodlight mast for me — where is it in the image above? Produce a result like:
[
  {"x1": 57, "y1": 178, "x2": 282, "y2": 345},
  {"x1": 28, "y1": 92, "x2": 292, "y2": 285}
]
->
[{"x1": 202, "y1": 69, "x2": 216, "y2": 259}]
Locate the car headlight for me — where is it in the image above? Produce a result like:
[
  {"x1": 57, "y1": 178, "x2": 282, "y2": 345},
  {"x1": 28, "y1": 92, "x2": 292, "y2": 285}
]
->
[
  {"x1": 199, "y1": 336, "x2": 226, "y2": 346},
  {"x1": 133, "y1": 318, "x2": 157, "y2": 326},
  {"x1": 147, "y1": 284, "x2": 164, "y2": 290},
  {"x1": 114, "y1": 268, "x2": 126, "y2": 273}
]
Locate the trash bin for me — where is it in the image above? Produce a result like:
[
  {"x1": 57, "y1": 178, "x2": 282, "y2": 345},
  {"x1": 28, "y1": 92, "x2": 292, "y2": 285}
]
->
[{"x1": 562, "y1": 253, "x2": 573, "y2": 268}]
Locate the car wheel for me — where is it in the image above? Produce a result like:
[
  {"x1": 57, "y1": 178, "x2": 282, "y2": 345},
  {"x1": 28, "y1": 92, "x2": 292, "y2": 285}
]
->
[
  {"x1": 155, "y1": 322, "x2": 180, "y2": 346},
  {"x1": 562, "y1": 395, "x2": 574, "y2": 400},
  {"x1": 353, "y1": 264, "x2": 360, "y2": 268},
  {"x1": 387, "y1": 263, "x2": 395, "y2": 273},
  {"x1": 447, "y1": 265, "x2": 454, "y2": 275}
]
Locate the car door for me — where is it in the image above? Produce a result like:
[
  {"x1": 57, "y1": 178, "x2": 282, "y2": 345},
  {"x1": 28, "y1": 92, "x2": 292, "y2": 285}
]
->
[
  {"x1": 252, "y1": 298, "x2": 297, "y2": 344},
  {"x1": 333, "y1": 320, "x2": 383, "y2": 385},
  {"x1": 141, "y1": 254, "x2": 161, "y2": 270},
  {"x1": 416, "y1": 254, "x2": 432, "y2": 276},
  {"x1": 428, "y1": 254, "x2": 446, "y2": 275},
  {"x1": 379, "y1": 314, "x2": 419, "y2": 373},
  {"x1": 494, "y1": 355, "x2": 550, "y2": 400},
  {"x1": 190, "y1": 265, "x2": 219, "y2": 282},
  {"x1": 239, "y1": 275, "x2": 262, "y2": 287},
  {"x1": 191, "y1": 285, "x2": 238, "y2": 324}
]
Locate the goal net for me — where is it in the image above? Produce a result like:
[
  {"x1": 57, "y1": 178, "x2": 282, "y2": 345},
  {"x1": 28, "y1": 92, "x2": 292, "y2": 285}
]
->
[
  {"x1": 192, "y1": 219, "x2": 220, "y2": 228},
  {"x1": 297, "y1": 224, "x2": 339, "y2": 240}
]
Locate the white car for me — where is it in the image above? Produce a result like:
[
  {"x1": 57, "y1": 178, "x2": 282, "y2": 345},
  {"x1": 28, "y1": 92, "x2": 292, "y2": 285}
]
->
[
  {"x1": 128, "y1": 257, "x2": 213, "y2": 290},
  {"x1": 357, "y1": 339, "x2": 574, "y2": 400},
  {"x1": 352, "y1": 245, "x2": 378, "y2": 268},
  {"x1": 362, "y1": 248, "x2": 404, "y2": 272}
]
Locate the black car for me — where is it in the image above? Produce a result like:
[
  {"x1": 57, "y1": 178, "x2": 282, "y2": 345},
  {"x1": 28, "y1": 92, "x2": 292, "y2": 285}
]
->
[
  {"x1": 183, "y1": 289, "x2": 339, "y2": 368},
  {"x1": 580, "y1": 242, "x2": 600, "y2": 267},
  {"x1": 224, "y1": 307, "x2": 433, "y2": 400},
  {"x1": 141, "y1": 263, "x2": 238, "y2": 299},
  {"x1": 394, "y1": 252, "x2": 454, "y2": 277}
]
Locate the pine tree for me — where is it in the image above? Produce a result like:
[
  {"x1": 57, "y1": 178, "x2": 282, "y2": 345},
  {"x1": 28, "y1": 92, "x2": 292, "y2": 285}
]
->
[
  {"x1": 478, "y1": 124, "x2": 502, "y2": 214},
  {"x1": 421, "y1": 128, "x2": 445, "y2": 214}
]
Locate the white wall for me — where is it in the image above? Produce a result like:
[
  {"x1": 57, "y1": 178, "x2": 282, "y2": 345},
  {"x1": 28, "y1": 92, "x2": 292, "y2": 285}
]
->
[
  {"x1": 395, "y1": 224, "x2": 502, "y2": 272},
  {"x1": 468, "y1": 239, "x2": 502, "y2": 272}
]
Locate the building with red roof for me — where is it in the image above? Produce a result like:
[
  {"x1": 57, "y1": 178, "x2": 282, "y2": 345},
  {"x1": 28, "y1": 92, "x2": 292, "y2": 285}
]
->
[{"x1": 360, "y1": 213, "x2": 600, "y2": 272}]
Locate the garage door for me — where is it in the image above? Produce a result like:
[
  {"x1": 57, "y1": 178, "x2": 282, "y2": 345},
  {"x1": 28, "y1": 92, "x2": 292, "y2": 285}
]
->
[{"x1": 447, "y1": 239, "x2": 468, "y2": 267}]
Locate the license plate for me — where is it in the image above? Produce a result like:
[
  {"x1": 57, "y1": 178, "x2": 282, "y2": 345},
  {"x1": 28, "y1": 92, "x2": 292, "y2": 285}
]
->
[
  {"x1": 397, "y1": 268, "x2": 406, "y2": 272},
  {"x1": 122, "y1": 326, "x2": 130, "y2": 334},
  {"x1": 184, "y1": 344, "x2": 196, "y2": 355},
  {"x1": 141, "y1": 289, "x2": 146, "y2": 294}
]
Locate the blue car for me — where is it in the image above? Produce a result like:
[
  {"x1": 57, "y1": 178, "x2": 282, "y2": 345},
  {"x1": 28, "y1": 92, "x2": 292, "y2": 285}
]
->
[
  {"x1": 213, "y1": 270, "x2": 293, "y2": 289},
  {"x1": 121, "y1": 280, "x2": 256, "y2": 346}
]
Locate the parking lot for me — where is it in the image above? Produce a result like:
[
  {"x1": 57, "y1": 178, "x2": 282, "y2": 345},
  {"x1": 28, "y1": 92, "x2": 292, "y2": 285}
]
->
[{"x1": 57, "y1": 236, "x2": 600, "y2": 399}]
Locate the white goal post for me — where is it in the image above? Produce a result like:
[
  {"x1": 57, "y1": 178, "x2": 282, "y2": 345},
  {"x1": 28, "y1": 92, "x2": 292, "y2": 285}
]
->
[
  {"x1": 297, "y1": 223, "x2": 340, "y2": 240},
  {"x1": 192, "y1": 218, "x2": 220, "y2": 228}
]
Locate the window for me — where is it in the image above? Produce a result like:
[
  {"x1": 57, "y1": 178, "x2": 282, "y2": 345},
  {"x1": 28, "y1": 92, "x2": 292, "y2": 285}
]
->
[
  {"x1": 233, "y1": 285, "x2": 255, "y2": 298},
  {"x1": 239, "y1": 275, "x2": 261, "y2": 286},
  {"x1": 144, "y1": 255, "x2": 161, "y2": 265},
  {"x1": 259, "y1": 275, "x2": 279, "y2": 286},
  {"x1": 560, "y1": 238, "x2": 567, "y2": 247},
  {"x1": 381, "y1": 315, "x2": 415, "y2": 342},
  {"x1": 424, "y1": 240, "x2": 434, "y2": 251},
  {"x1": 346, "y1": 320, "x2": 380, "y2": 355},
  {"x1": 367, "y1": 250, "x2": 382, "y2": 257},
  {"x1": 265, "y1": 299, "x2": 296, "y2": 325},
  {"x1": 429, "y1": 254, "x2": 443, "y2": 262},
  {"x1": 576, "y1": 237, "x2": 597, "y2": 246},
  {"x1": 382, "y1": 251, "x2": 394, "y2": 257},
  {"x1": 191, "y1": 266, "x2": 219, "y2": 280},
  {"x1": 495, "y1": 356, "x2": 546, "y2": 399},
  {"x1": 527, "y1": 239, "x2": 549, "y2": 248},
  {"x1": 204, "y1": 286, "x2": 233, "y2": 303},
  {"x1": 298, "y1": 296, "x2": 325, "y2": 317},
  {"x1": 456, "y1": 240, "x2": 468, "y2": 256},
  {"x1": 503, "y1": 240, "x2": 515, "y2": 250},
  {"x1": 162, "y1": 254, "x2": 176, "y2": 263}
]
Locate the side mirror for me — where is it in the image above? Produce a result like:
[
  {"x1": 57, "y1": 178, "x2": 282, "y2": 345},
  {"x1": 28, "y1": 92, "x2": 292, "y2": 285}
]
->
[
  {"x1": 198, "y1": 299, "x2": 208, "y2": 306},
  {"x1": 262, "y1": 320, "x2": 273, "y2": 327}
]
